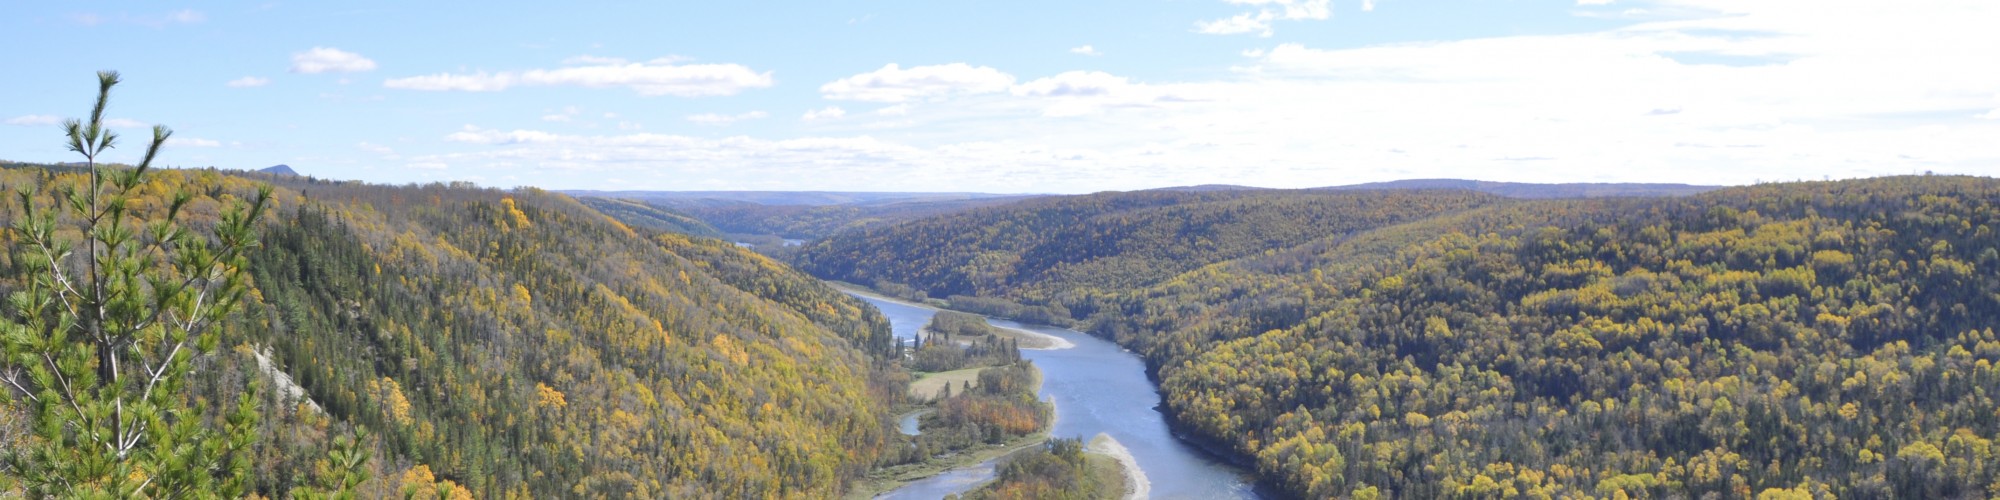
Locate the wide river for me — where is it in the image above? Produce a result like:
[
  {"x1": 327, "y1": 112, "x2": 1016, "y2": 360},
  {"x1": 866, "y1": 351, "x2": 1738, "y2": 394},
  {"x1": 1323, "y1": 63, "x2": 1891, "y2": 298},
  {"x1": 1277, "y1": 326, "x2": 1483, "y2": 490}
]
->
[{"x1": 854, "y1": 293, "x2": 1263, "y2": 499}]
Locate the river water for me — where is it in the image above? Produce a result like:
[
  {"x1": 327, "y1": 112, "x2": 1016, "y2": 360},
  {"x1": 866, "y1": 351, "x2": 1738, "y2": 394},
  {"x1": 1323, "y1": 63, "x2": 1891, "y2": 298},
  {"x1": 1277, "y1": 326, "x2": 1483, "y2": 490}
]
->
[{"x1": 854, "y1": 293, "x2": 1261, "y2": 499}]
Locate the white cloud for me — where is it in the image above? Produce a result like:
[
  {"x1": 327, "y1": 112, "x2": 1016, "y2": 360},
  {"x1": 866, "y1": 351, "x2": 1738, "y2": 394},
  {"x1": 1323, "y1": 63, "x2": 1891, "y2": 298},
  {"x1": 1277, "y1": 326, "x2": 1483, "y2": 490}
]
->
[
  {"x1": 562, "y1": 55, "x2": 628, "y2": 65},
  {"x1": 357, "y1": 142, "x2": 396, "y2": 155},
  {"x1": 382, "y1": 72, "x2": 512, "y2": 92},
  {"x1": 164, "y1": 9, "x2": 205, "y2": 24},
  {"x1": 1196, "y1": 12, "x2": 1274, "y2": 36},
  {"x1": 408, "y1": 161, "x2": 449, "y2": 170},
  {"x1": 687, "y1": 111, "x2": 769, "y2": 125},
  {"x1": 1071, "y1": 45, "x2": 1102, "y2": 56},
  {"x1": 1577, "y1": 0, "x2": 1615, "y2": 4},
  {"x1": 802, "y1": 106, "x2": 847, "y2": 121},
  {"x1": 544, "y1": 106, "x2": 584, "y2": 122},
  {"x1": 5, "y1": 115, "x2": 60, "y2": 126},
  {"x1": 292, "y1": 47, "x2": 377, "y2": 74},
  {"x1": 226, "y1": 76, "x2": 271, "y2": 88},
  {"x1": 1197, "y1": 0, "x2": 1332, "y2": 36},
  {"x1": 384, "y1": 59, "x2": 772, "y2": 97},
  {"x1": 875, "y1": 104, "x2": 912, "y2": 116},
  {"x1": 1011, "y1": 71, "x2": 1194, "y2": 116},
  {"x1": 73, "y1": 9, "x2": 204, "y2": 27},
  {"x1": 103, "y1": 118, "x2": 148, "y2": 129},
  {"x1": 417, "y1": 127, "x2": 1100, "y2": 190},
  {"x1": 820, "y1": 63, "x2": 1016, "y2": 102},
  {"x1": 170, "y1": 137, "x2": 222, "y2": 147},
  {"x1": 397, "y1": 0, "x2": 2000, "y2": 192}
]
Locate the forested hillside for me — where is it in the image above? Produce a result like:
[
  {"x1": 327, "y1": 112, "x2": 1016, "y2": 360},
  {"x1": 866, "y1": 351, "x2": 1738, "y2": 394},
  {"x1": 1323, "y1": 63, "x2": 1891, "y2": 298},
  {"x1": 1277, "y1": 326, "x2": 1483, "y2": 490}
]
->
[
  {"x1": 1, "y1": 165, "x2": 902, "y2": 498},
  {"x1": 575, "y1": 196, "x2": 724, "y2": 238},
  {"x1": 1096, "y1": 176, "x2": 2000, "y2": 498},
  {"x1": 650, "y1": 196, "x2": 1038, "y2": 241},
  {"x1": 796, "y1": 189, "x2": 1503, "y2": 324},
  {"x1": 806, "y1": 176, "x2": 2000, "y2": 498}
]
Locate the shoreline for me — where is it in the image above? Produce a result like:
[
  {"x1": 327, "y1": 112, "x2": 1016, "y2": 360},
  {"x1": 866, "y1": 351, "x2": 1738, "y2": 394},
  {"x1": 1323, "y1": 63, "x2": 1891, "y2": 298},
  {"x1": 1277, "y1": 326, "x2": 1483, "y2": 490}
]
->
[
  {"x1": 849, "y1": 356, "x2": 1058, "y2": 499},
  {"x1": 1087, "y1": 434, "x2": 1152, "y2": 500},
  {"x1": 838, "y1": 284, "x2": 1074, "y2": 350}
]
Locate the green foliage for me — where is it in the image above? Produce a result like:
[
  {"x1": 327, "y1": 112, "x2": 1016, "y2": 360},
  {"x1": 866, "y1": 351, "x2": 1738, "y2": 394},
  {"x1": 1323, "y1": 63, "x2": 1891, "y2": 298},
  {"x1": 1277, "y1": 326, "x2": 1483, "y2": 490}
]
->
[
  {"x1": 0, "y1": 71, "x2": 269, "y2": 498},
  {"x1": 797, "y1": 189, "x2": 1503, "y2": 326},
  {"x1": 821, "y1": 176, "x2": 2000, "y2": 498},
  {"x1": 669, "y1": 196, "x2": 1031, "y2": 241},
  {"x1": 575, "y1": 197, "x2": 723, "y2": 238},
  {"x1": 226, "y1": 182, "x2": 900, "y2": 498},
  {"x1": 961, "y1": 437, "x2": 1110, "y2": 500},
  {"x1": 1111, "y1": 176, "x2": 2000, "y2": 498},
  {"x1": 908, "y1": 312, "x2": 1019, "y2": 373},
  {"x1": 884, "y1": 361, "x2": 1048, "y2": 468},
  {"x1": 0, "y1": 162, "x2": 904, "y2": 496}
]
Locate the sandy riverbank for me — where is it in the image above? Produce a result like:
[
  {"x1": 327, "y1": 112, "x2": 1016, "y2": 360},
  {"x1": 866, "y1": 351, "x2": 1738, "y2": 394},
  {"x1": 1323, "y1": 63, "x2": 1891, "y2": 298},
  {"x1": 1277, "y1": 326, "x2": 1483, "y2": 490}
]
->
[
  {"x1": 839, "y1": 285, "x2": 1075, "y2": 350},
  {"x1": 1087, "y1": 434, "x2": 1152, "y2": 500}
]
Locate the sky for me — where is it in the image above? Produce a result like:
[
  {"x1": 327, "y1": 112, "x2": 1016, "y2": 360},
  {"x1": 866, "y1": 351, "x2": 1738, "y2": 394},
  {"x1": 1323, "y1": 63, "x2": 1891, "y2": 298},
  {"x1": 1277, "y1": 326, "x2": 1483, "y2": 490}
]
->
[{"x1": 3, "y1": 1, "x2": 1998, "y2": 194}]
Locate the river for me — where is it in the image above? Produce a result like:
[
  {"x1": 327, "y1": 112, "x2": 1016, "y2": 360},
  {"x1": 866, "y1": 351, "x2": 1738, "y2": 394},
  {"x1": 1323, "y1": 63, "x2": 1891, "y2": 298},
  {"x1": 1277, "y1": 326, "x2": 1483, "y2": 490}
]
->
[{"x1": 854, "y1": 292, "x2": 1262, "y2": 499}]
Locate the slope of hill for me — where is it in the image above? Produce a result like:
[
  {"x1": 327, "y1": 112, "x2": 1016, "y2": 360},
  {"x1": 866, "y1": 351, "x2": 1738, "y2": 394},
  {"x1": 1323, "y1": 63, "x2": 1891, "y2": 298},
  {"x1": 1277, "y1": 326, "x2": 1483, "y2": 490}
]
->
[
  {"x1": 676, "y1": 195, "x2": 1042, "y2": 241},
  {"x1": 804, "y1": 176, "x2": 2000, "y2": 498},
  {"x1": 1323, "y1": 178, "x2": 1718, "y2": 198},
  {"x1": 260, "y1": 164, "x2": 300, "y2": 176},
  {"x1": 577, "y1": 196, "x2": 725, "y2": 237},
  {"x1": 561, "y1": 190, "x2": 1023, "y2": 207},
  {"x1": 0, "y1": 165, "x2": 901, "y2": 498},
  {"x1": 795, "y1": 189, "x2": 1506, "y2": 324},
  {"x1": 1091, "y1": 176, "x2": 2000, "y2": 498}
]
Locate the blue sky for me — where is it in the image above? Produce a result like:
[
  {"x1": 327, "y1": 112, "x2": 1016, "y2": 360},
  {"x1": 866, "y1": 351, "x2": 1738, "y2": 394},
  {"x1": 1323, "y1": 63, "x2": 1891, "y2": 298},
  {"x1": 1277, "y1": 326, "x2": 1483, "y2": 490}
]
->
[{"x1": 4, "y1": 1, "x2": 1997, "y2": 193}]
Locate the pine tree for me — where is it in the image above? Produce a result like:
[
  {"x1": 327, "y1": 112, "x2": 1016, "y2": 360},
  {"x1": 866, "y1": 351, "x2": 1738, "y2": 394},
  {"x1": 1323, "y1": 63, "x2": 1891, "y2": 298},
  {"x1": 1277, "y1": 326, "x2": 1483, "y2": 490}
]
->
[{"x1": 0, "y1": 71, "x2": 271, "y2": 497}]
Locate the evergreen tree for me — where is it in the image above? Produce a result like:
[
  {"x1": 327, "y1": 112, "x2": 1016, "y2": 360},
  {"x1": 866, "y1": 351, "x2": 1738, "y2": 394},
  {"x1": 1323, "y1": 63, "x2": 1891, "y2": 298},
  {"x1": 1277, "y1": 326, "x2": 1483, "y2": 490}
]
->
[{"x1": 0, "y1": 71, "x2": 271, "y2": 497}]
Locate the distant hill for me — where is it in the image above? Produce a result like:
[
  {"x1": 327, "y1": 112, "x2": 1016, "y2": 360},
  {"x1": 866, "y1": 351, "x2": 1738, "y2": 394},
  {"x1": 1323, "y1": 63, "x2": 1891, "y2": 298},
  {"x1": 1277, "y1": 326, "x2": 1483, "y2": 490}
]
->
[
  {"x1": 1146, "y1": 184, "x2": 1270, "y2": 192},
  {"x1": 1321, "y1": 178, "x2": 1718, "y2": 198},
  {"x1": 812, "y1": 175, "x2": 2000, "y2": 498},
  {"x1": 560, "y1": 190, "x2": 1024, "y2": 207},
  {"x1": 583, "y1": 192, "x2": 1046, "y2": 242},
  {"x1": 575, "y1": 197, "x2": 724, "y2": 238},
  {"x1": 260, "y1": 164, "x2": 299, "y2": 176},
  {"x1": 794, "y1": 188, "x2": 1505, "y2": 321}
]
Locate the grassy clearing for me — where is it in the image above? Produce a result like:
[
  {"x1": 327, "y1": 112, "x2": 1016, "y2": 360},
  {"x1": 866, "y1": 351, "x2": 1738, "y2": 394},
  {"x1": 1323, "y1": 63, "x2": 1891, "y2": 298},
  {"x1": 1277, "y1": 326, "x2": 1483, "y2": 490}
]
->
[
  {"x1": 1087, "y1": 454, "x2": 1128, "y2": 499},
  {"x1": 909, "y1": 367, "x2": 987, "y2": 399}
]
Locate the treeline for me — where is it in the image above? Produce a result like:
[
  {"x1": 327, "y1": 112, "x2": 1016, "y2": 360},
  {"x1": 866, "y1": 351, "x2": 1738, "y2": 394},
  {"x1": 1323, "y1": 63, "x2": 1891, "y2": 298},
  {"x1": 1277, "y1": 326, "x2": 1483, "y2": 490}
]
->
[
  {"x1": 1, "y1": 165, "x2": 904, "y2": 498},
  {"x1": 669, "y1": 196, "x2": 1032, "y2": 241},
  {"x1": 954, "y1": 437, "x2": 1115, "y2": 500},
  {"x1": 908, "y1": 311, "x2": 1022, "y2": 373},
  {"x1": 807, "y1": 175, "x2": 2000, "y2": 498},
  {"x1": 795, "y1": 189, "x2": 1503, "y2": 326},
  {"x1": 1105, "y1": 176, "x2": 2000, "y2": 498},
  {"x1": 575, "y1": 197, "x2": 723, "y2": 238},
  {"x1": 880, "y1": 362, "x2": 1048, "y2": 468}
]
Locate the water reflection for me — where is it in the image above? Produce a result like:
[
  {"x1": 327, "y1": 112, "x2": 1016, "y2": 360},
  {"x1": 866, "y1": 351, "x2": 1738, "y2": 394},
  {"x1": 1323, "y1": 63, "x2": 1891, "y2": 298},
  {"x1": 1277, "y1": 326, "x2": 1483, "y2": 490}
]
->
[{"x1": 854, "y1": 292, "x2": 1260, "y2": 499}]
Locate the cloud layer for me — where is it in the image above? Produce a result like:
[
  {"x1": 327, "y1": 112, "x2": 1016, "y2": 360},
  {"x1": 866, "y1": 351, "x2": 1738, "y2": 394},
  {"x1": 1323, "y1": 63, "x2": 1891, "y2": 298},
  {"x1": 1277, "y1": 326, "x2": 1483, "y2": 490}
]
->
[
  {"x1": 292, "y1": 47, "x2": 377, "y2": 74},
  {"x1": 385, "y1": 59, "x2": 773, "y2": 97},
  {"x1": 820, "y1": 63, "x2": 1015, "y2": 102}
]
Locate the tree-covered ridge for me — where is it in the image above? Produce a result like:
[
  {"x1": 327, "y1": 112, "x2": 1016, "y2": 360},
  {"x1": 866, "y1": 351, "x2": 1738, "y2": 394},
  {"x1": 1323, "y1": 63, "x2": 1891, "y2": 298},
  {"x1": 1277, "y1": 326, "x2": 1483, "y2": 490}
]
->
[
  {"x1": 658, "y1": 196, "x2": 1037, "y2": 241},
  {"x1": 1100, "y1": 176, "x2": 2000, "y2": 498},
  {"x1": 2, "y1": 166, "x2": 902, "y2": 498},
  {"x1": 576, "y1": 197, "x2": 724, "y2": 238},
  {"x1": 796, "y1": 189, "x2": 1504, "y2": 324}
]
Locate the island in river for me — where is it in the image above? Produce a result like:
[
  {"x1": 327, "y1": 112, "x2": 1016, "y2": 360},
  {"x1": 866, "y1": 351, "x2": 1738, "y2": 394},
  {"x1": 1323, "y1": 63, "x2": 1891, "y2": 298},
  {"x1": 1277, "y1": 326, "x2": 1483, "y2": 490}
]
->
[{"x1": 846, "y1": 287, "x2": 1260, "y2": 499}]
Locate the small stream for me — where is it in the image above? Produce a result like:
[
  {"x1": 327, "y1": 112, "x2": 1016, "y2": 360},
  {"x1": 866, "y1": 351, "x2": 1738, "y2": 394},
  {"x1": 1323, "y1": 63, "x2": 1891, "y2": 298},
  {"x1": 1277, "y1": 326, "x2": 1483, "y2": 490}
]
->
[{"x1": 855, "y1": 292, "x2": 1261, "y2": 499}]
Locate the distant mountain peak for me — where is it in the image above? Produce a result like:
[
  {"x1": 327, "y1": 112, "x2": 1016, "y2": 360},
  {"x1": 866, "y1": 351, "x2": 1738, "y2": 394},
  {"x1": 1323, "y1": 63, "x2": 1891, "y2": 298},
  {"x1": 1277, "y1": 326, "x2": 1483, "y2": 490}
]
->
[{"x1": 260, "y1": 164, "x2": 299, "y2": 176}]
